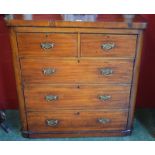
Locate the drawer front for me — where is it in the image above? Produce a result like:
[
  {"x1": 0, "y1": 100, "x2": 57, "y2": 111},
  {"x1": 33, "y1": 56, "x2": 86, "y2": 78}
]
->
[
  {"x1": 27, "y1": 110, "x2": 128, "y2": 132},
  {"x1": 25, "y1": 85, "x2": 130, "y2": 110},
  {"x1": 21, "y1": 59, "x2": 133, "y2": 84},
  {"x1": 17, "y1": 33, "x2": 77, "y2": 57},
  {"x1": 81, "y1": 34, "x2": 137, "y2": 58}
]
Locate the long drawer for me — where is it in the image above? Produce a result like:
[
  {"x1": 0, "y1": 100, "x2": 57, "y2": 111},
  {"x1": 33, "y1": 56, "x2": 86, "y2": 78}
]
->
[
  {"x1": 20, "y1": 59, "x2": 134, "y2": 84},
  {"x1": 24, "y1": 85, "x2": 130, "y2": 110},
  {"x1": 27, "y1": 110, "x2": 128, "y2": 132},
  {"x1": 81, "y1": 34, "x2": 137, "y2": 58},
  {"x1": 17, "y1": 33, "x2": 78, "y2": 57}
]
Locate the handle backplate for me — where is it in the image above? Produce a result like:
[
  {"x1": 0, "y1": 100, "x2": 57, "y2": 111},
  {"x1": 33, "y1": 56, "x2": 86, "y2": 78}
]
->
[
  {"x1": 42, "y1": 68, "x2": 56, "y2": 76},
  {"x1": 98, "y1": 118, "x2": 111, "y2": 124},
  {"x1": 41, "y1": 42, "x2": 54, "y2": 50},
  {"x1": 101, "y1": 43, "x2": 115, "y2": 51},
  {"x1": 46, "y1": 119, "x2": 59, "y2": 127},
  {"x1": 45, "y1": 95, "x2": 58, "y2": 102},
  {"x1": 99, "y1": 95, "x2": 111, "y2": 101},
  {"x1": 100, "y1": 68, "x2": 113, "y2": 76}
]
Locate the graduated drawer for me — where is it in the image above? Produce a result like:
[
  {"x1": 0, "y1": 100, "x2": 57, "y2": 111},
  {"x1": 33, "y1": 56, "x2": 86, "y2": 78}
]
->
[
  {"x1": 27, "y1": 110, "x2": 128, "y2": 132},
  {"x1": 81, "y1": 34, "x2": 137, "y2": 58},
  {"x1": 20, "y1": 59, "x2": 134, "y2": 84},
  {"x1": 24, "y1": 85, "x2": 131, "y2": 110},
  {"x1": 17, "y1": 33, "x2": 77, "y2": 57}
]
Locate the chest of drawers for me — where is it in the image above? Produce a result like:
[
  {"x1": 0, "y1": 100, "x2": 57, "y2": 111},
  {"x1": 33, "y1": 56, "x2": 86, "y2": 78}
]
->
[{"x1": 7, "y1": 19, "x2": 146, "y2": 138}]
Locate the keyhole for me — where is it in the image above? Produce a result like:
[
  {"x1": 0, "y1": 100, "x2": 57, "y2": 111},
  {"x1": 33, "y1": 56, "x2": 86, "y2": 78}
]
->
[
  {"x1": 77, "y1": 85, "x2": 80, "y2": 89},
  {"x1": 45, "y1": 34, "x2": 49, "y2": 38},
  {"x1": 74, "y1": 112, "x2": 80, "y2": 116}
]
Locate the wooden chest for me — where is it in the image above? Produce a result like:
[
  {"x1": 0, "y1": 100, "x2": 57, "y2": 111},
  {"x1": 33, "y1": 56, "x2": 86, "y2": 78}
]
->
[{"x1": 7, "y1": 18, "x2": 146, "y2": 138}]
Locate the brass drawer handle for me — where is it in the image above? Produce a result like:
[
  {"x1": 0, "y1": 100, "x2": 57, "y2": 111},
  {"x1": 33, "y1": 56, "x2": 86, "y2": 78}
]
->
[
  {"x1": 42, "y1": 68, "x2": 56, "y2": 76},
  {"x1": 99, "y1": 95, "x2": 111, "y2": 101},
  {"x1": 45, "y1": 95, "x2": 58, "y2": 102},
  {"x1": 101, "y1": 43, "x2": 115, "y2": 51},
  {"x1": 41, "y1": 42, "x2": 54, "y2": 50},
  {"x1": 46, "y1": 119, "x2": 59, "y2": 127},
  {"x1": 100, "y1": 68, "x2": 113, "y2": 76},
  {"x1": 98, "y1": 118, "x2": 111, "y2": 124}
]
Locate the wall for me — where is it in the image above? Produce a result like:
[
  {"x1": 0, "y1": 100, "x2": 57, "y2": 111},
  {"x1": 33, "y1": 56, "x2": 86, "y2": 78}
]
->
[
  {"x1": 0, "y1": 14, "x2": 155, "y2": 109},
  {"x1": 0, "y1": 15, "x2": 18, "y2": 109},
  {"x1": 136, "y1": 14, "x2": 155, "y2": 108}
]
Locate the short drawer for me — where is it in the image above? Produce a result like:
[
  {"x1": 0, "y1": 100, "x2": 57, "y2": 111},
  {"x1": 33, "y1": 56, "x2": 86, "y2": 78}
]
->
[
  {"x1": 81, "y1": 34, "x2": 137, "y2": 58},
  {"x1": 17, "y1": 33, "x2": 77, "y2": 57},
  {"x1": 21, "y1": 59, "x2": 133, "y2": 84},
  {"x1": 24, "y1": 85, "x2": 131, "y2": 110},
  {"x1": 27, "y1": 110, "x2": 128, "y2": 132}
]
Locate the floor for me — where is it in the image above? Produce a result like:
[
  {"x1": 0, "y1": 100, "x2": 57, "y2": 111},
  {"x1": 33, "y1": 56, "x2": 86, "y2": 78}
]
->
[{"x1": 0, "y1": 109, "x2": 155, "y2": 141}]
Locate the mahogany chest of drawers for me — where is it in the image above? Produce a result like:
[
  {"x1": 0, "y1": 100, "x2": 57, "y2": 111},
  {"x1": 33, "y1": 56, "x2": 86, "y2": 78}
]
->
[{"x1": 7, "y1": 19, "x2": 146, "y2": 138}]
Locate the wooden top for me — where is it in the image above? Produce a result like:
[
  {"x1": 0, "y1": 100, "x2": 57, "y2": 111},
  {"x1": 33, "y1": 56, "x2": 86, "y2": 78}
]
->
[{"x1": 6, "y1": 15, "x2": 147, "y2": 29}]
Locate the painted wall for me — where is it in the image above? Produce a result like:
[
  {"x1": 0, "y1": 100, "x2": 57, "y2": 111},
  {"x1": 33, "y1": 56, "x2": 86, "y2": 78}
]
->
[
  {"x1": 136, "y1": 15, "x2": 155, "y2": 108},
  {"x1": 0, "y1": 14, "x2": 155, "y2": 109},
  {"x1": 0, "y1": 15, "x2": 18, "y2": 109}
]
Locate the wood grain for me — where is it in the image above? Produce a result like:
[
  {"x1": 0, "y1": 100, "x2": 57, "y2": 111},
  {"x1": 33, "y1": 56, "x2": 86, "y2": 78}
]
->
[
  {"x1": 20, "y1": 59, "x2": 134, "y2": 84},
  {"x1": 6, "y1": 20, "x2": 147, "y2": 29},
  {"x1": 127, "y1": 31, "x2": 144, "y2": 129},
  {"x1": 28, "y1": 131, "x2": 130, "y2": 138},
  {"x1": 27, "y1": 110, "x2": 128, "y2": 132},
  {"x1": 9, "y1": 28, "x2": 28, "y2": 131},
  {"x1": 14, "y1": 27, "x2": 141, "y2": 34},
  {"x1": 81, "y1": 34, "x2": 137, "y2": 58},
  {"x1": 17, "y1": 33, "x2": 77, "y2": 57},
  {"x1": 24, "y1": 85, "x2": 130, "y2": 110},
  {"x1": 8, "y1": 19, "x2": 145, "y2": 138}
]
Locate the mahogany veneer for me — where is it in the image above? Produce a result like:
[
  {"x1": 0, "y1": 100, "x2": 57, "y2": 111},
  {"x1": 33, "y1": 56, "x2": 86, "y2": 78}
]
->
[{"x1": 7, "y1": 19, "x2": 146, "y2": 138}]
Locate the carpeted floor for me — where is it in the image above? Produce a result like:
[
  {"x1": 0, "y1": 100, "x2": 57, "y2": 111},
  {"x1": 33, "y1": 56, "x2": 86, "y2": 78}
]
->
[{"x1": 0, "y1": 109, "x2": 155, "y2": 141}]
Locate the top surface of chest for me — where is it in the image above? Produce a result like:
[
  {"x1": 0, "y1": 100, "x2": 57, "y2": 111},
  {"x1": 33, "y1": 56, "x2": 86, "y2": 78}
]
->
[{"x1": 6, "y1": 14, "x2": 147, "y2": 29}]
